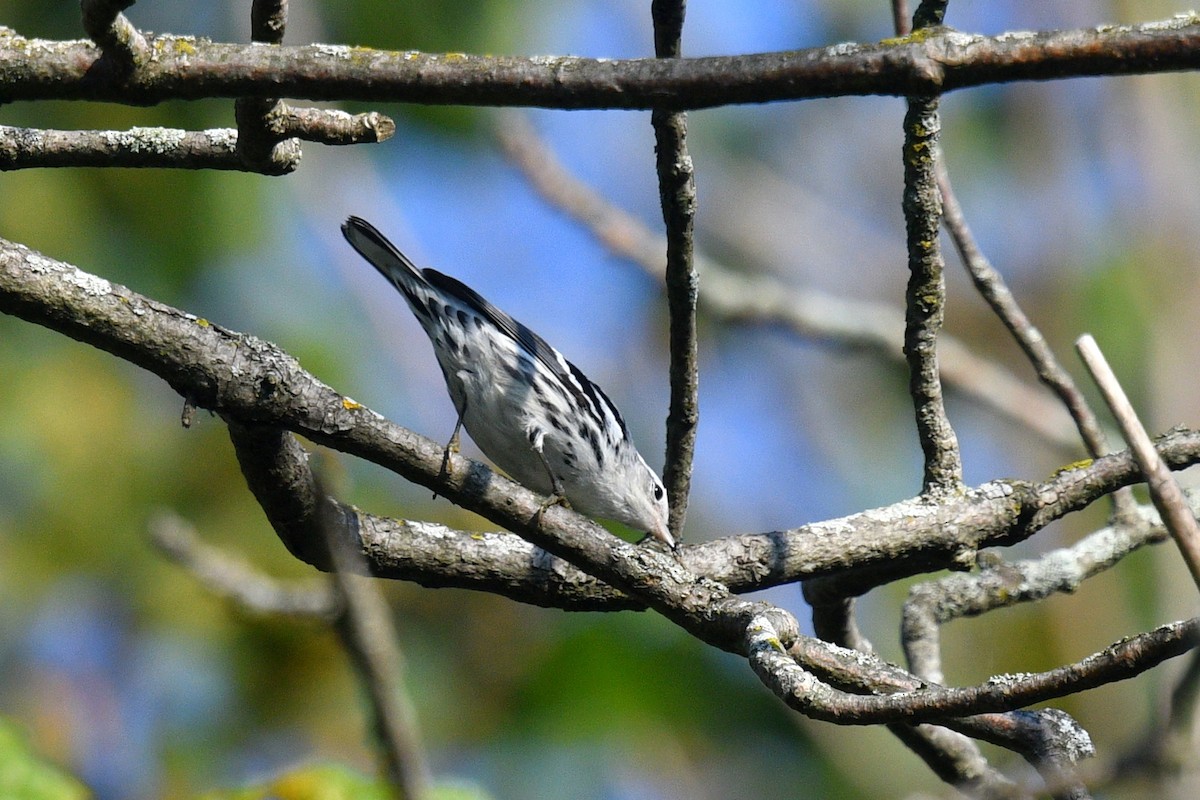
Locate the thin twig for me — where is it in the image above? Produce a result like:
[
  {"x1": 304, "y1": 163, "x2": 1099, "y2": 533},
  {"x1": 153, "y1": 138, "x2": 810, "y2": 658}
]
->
[
  {"x1": 902, "y1": 501, "x2": 1175, "y2": 684},
  {"x1": 1165, "y1": 647, "x2": 1200, "y2": 745},
  {"x1": 148, "y1": 512, "x2": 338, "y2": 618},
  {"x1": 823, "y1": 6, "x2": 959, "y2": 749},
  {"x1": 938, "y1": 164, "x2": 1138, "y2": 520},
  {"x1": 320, "y1": 485, "x2": 431, "y2": 799},
  {"x1": 0, "y1": 113, "x2": 391, "y2": 172},
  {"x1": 902, "y1": 5, "x2": 961, "y2": 493},
  {"x1": 149, "y1": 502, "x2": 430, "y2": 798},
  {"x1": 226, "y1": 420, "x2": 430, "y2": 797},
  {"x1": 753, "y1": 611, "x2": 1199, "y2": 725},
  {"x1": 79, "y1": 0, "x2": 147, "y2": 65},
  {"x1": 1096, "y1": 647, "x2": 1200, "y2": 788},
  {"x1": 1076, "y1": 334, "x2": 1200, "y2": 592},
  {"x1": 650, "y1": 0, "x2": 700, "y2": 544},
  {"x1": 939, "y1": 171, "x2": 1107, "y2": 458},
  {"x1": 812, "y1": 594, "x2": 1025, "y2": 797},
  {"x1": 235, "y1": 0, "x2": 292, "y2": 173},
  {"x1": 891, "y1": 0, "x2": 912, "y2": 37},
  {"x1": 891, "y1": 0, "x2": 1119, "y2": 782},
  {"x1": 888, "y1": 723, "x2": 1025, "y2": 799}
]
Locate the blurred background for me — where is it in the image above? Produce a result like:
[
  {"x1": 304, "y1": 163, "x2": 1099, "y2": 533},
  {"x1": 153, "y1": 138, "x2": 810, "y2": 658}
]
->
[{"x1": 2, "y1": 0, "x2": 1200, "y2": 797}]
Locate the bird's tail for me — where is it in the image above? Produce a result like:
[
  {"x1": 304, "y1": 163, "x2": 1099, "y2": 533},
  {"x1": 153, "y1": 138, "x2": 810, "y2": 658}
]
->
[{"x1": 341, "y1": 216, "x2": 427, "y2": 297}]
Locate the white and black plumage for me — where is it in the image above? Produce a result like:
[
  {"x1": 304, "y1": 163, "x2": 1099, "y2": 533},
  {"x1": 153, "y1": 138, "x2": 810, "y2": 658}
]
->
[{"x1": 342, "y1": 216, "x2": 673, "y2": 549}]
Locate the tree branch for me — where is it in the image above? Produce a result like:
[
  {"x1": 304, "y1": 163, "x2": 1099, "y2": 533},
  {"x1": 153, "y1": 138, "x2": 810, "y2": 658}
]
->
[
  {"x1": 651, "y1": 0, "x2": 700, "y2": 544},
  {"x1": 886, "y1": 723, "x2": 1023, "y2": 799},
  {"x1": 940, "y1": 167, "x2": 1106, "y2": 460},
  {"x1": 6, "y1": 235, "x2": 1200, "y2": 748},
  {"x1": 0, "y1": 125, "x2": 261, "y2": 171},
  {"x1": 6, "y1": 3, "x2": 1199, "y2": 792},
  {"x1": 883, "y1": 5, "x2": 1021, "y2": 792},
  {"x1": 227, "y1": 405, "x2": 434, "y2": 792},
  {"x1": 3, "y1": 17, "x2": 1200, "y2": 108},
  {"x1": 149, "y1": 511, "x2": 338, "y2": 618},
  {"x1": 0, "y1": 110, "x2": 392, "y2": 172},
  {"x1": 79, "y1": 0, "x2": 147, "y2": 67},
  {"x1": 2, "y1": 233, "x2": 1197, "y2": 635},
  {"x1": 902, "y1": 91, "x2": 960, "y2": 492},
  {"x1": 235, "y1": 0, "x2": 293, "y2": 174},
  {"x1": 7, "y1": 234, "x2": 1200, "y2": 608},
  {"x1": 1104, "y1": 647, "x2": 1200, "y2": 785},
  {"x1": 810, "y1": 594, "x2": 1033, "y2": 797},
  {"x1": 902, "y1": 502, "x2": 1175, "y2": 684},
  {"x1": 1077, "y1": 335, "x2": 1200, "y2": 593},
  {"x1": 753, "y1": 610, "x2": 1198, "y2": 725},
  {"x1": 151, "y1": 474, "x2": 432, "y2": 796},
  {"x1": 0, "y1": 234, "x2": 799, "y2": 653},
  {"x1": 938, "y1": 158, "x2": 1139, "y2": 526},
  {"x1": 315, "y1": 473, "x2": 432, "y2": 798}
]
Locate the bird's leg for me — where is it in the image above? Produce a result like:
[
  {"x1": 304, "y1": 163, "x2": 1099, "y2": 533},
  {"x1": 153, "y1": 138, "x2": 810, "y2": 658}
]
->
[
  {"x1": 434, "y1": 408, "x2": 465, "y2": 500},
  {"x1": 535, "y1": 448, "x2": 570, "y2": 510},
  {"x1": 528, "y1": 428, "x2": 571, "y2": 523}
]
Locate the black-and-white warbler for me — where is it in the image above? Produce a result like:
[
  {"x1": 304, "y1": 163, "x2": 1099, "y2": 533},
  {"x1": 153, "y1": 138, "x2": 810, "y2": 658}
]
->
[{"x1": 342, "y1": 216, "x2": 674, "y2": 550}]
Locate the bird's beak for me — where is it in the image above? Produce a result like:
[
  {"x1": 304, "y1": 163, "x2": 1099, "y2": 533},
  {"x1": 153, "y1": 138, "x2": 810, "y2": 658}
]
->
[{"x1": 654, "y1": 523, "x2": 677, "y2": 552}]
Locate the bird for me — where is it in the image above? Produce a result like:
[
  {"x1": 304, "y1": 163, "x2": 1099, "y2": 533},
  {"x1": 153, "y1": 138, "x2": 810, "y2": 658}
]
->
[{"x1": 341, "y1": 216, "x2": 674, "y2": 550}]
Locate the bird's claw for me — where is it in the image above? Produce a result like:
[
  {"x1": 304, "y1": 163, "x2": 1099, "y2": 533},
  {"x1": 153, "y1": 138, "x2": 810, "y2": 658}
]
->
[{"x1": 534, "y1": 492, "x2": 571, "y2": 525}]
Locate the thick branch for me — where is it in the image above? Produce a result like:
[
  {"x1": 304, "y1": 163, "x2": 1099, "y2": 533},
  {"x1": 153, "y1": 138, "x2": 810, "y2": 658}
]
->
[
  {"x1": 0, "y1": 125, "x2": 246, "y2": 171},
  {"x1": 2, "y1": 17, "x2": 1200, "y2": 108},
  {"x1": 6, "y1": 236, "x2": 1200, "y2": 608},
  {"x1": 222, "y1": 420, "x2": 637, "y2": 610},
  {"x1": 6, "y1": 236, "x2": 1200, "y2": 739},
  {"x1": 0, "y1": 234, "x2": 793, "y2": 653}
]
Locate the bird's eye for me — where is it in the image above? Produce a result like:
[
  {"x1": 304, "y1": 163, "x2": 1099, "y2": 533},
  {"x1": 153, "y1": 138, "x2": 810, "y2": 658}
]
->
[{"x1": 653, "y1": 484, "x2": 664, "y2": 500}]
